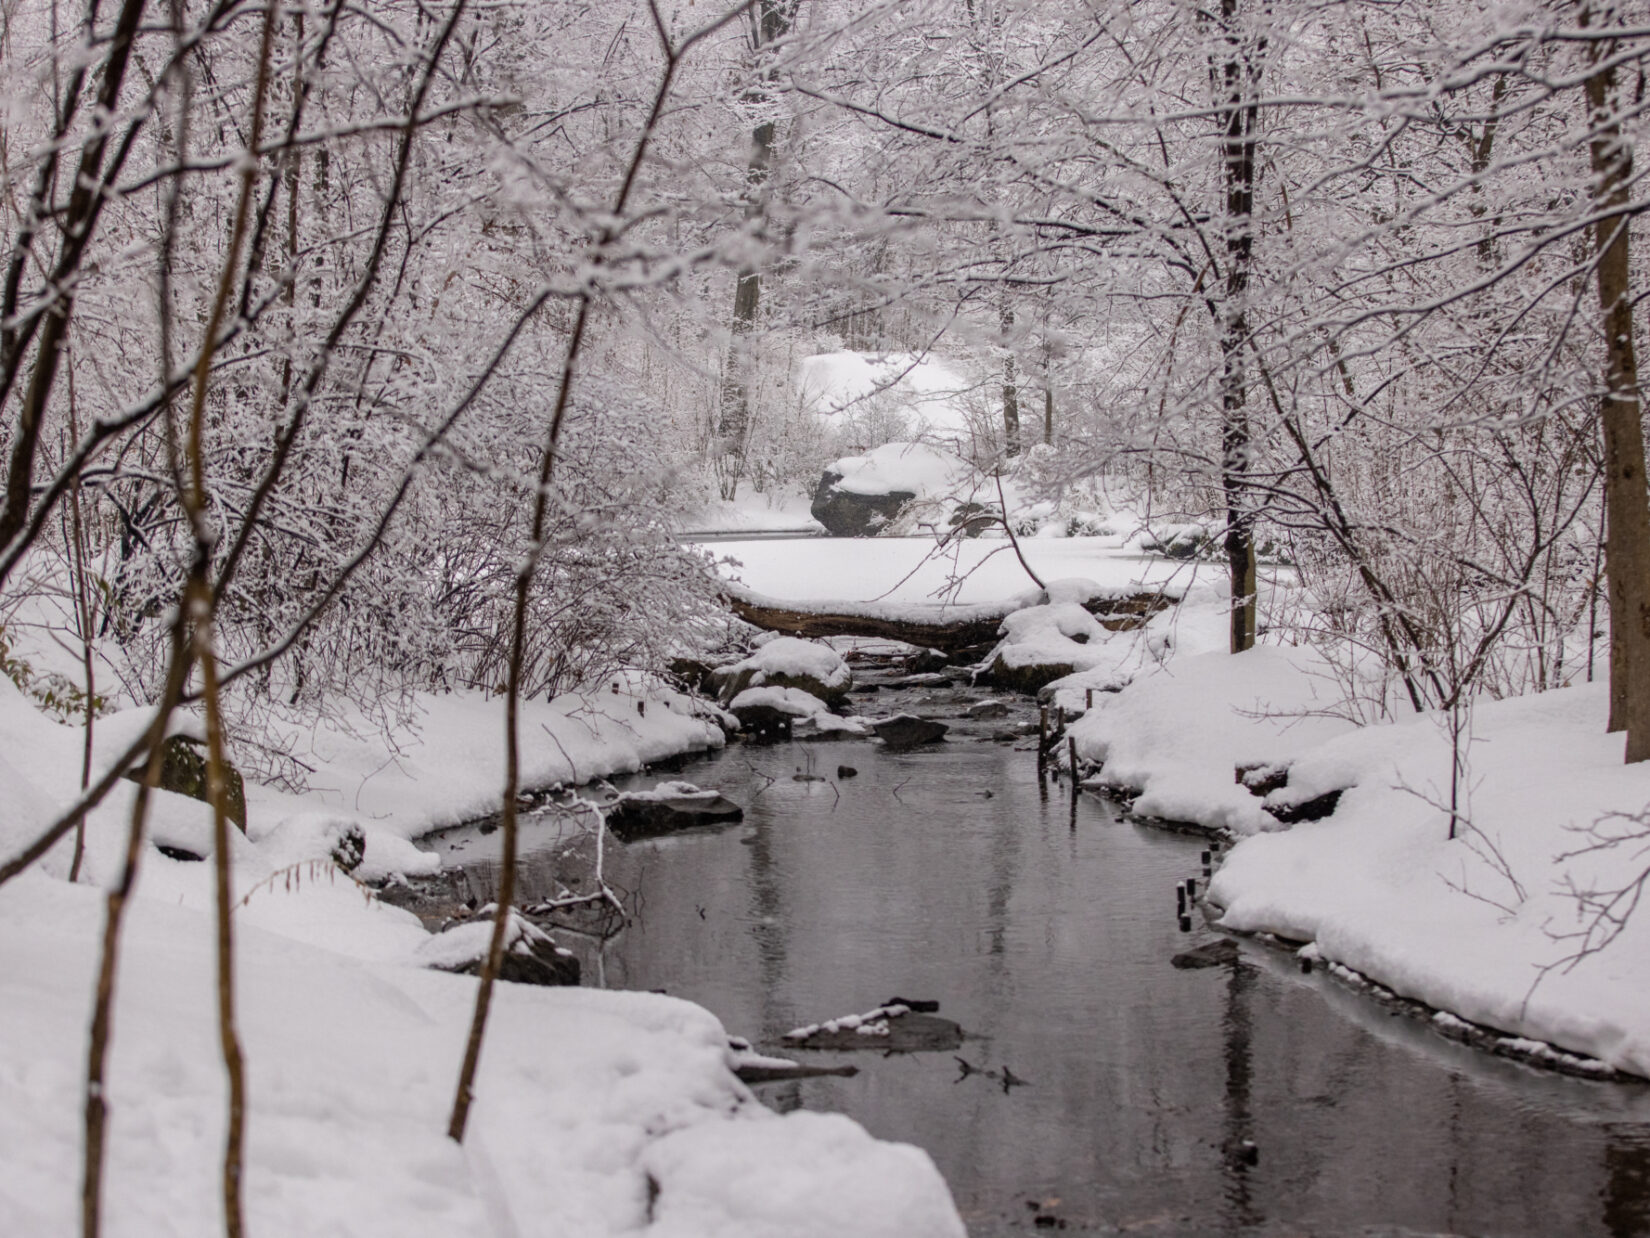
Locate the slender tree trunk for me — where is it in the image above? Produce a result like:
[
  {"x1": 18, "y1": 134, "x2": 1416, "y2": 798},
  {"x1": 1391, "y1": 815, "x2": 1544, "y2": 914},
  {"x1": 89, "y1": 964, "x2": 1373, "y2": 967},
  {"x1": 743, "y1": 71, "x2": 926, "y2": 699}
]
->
[
  {"x1": 716, "y1": 0, "x2": 792, "y2": 494},
  {"x1": 1583, "y1": 3, "x2": 1650, "y2": 761},
  {"x1": 66, "y1": 354, "x2": 94, "y2": 881},
  {"x1": 1002, "y1": 305, "x2": 1020, "y2": 456},
  {"x1": 1215, "y1": 0, "x2": 1262, "y2": 654}
]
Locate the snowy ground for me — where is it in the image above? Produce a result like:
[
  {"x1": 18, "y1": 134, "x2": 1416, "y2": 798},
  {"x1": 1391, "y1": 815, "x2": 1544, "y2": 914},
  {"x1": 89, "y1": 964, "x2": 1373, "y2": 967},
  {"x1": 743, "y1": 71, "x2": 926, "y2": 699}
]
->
[
  {"x1": 676, "y1": 488, "x2": 823, "y2": 536},
  {"x1": 1069, "y1": 594, "x2": 1650, "y2": 1080},
  {"x1": 698, "y1": 533, "x2": 1206, "y2": 607},
  {"x1": 0, "y1": 631, "x2": 965, "y2": 1233},
  {"x1": 0, "y1": 872, "x2": 961, "y2": 1237}
]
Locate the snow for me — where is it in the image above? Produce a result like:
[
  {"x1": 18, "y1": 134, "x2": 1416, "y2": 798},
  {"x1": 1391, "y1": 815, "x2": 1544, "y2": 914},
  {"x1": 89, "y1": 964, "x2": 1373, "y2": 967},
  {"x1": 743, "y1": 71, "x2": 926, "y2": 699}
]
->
[
  {"x1": 729, "y1": 684, "x2": 833, "y2": 717},
  {"x1": 725, "y1": 635, "x2": 851, "y2": 694},
  {"x1": 675, "y1": 489, "x2": 824, "y2": 536},
  {"x1": 783, "y1": 1004, "x2": 913, "y2": 1040},
  {"x1": 269, "y1": 678, "x2": 728, "y2": 847},
  {"x1": 701, "y1": 534, "x2": 1199, "y2": 608},
  {"x1": 0, "y1": 874, "x2": 963, "y2": 1237},
  {"x1": 823, "y1": 441, "x2": 974, "y2": 498},
  {"x1": 643, "y1": 1111, "x2": 962, "y2": 1238},
  {"x1": 0, "y1": 640, "x2": 965, "y2": 1235},
  {"x1": 411, "y1": 909, "x2": 572, "y2": 970},
  {"x1": 618, "y1": 780, "x2": 727, "y2": 803},
  {"x1": 1070, "y1": 640, "x2": 1357, "y2": 834},
  {"x1": 988, "y1": 600, "x2": 1141, "y2": 679}
]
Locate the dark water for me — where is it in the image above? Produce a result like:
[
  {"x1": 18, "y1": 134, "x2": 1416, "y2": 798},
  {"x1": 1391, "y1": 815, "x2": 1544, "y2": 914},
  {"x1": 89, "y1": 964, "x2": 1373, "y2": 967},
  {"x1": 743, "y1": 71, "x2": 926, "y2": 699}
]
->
[{"x1": 426, "y1": 707, "x2": 1650, "y2": 1237}]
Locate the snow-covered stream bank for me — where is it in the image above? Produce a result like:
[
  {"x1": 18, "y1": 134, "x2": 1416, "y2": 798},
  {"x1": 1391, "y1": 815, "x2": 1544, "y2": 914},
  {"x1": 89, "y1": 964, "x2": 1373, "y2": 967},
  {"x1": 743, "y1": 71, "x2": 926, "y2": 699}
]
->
[
  {"x1": 0, "y1": 670, "x2": 965, "y2": 1236},
  {"x1": 423, "y1": 669, "x2": 1650, "y2": 1237}
]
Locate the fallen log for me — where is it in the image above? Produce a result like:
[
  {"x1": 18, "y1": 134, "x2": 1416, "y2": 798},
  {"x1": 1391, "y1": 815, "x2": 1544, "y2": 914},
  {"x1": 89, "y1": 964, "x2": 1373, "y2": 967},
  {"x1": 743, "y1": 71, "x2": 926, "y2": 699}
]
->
[{"x1": 721, "y1": 583, "x2": 1174, "y2": 654}]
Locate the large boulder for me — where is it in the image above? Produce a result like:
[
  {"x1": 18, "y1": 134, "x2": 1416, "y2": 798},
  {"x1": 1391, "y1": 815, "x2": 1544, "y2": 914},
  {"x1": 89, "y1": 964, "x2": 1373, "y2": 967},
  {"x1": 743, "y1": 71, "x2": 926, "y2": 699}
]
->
[
  {"x1": 709, "y1": 636, "x2": 852, "y2": 706},
  {"x1": 811, "y1": 471, "x2": 915, "y2": 537},
  {"x1": 126, "y1": 734, "x2": 248, "y2": 831},
  {"x1": 808, "y1": 442, "x2": 974, "y2": 538}
]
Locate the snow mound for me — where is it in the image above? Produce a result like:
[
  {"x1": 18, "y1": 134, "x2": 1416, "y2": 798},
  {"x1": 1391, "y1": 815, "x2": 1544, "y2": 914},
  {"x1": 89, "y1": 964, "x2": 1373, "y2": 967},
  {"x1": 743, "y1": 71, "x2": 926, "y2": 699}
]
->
[
  {"x1": 1207, "y1": 679, "x2": 1650, "y2": 1077},
  {"x1": 729, "y1": 685, "x2": 832, "y2": 717},
  {"x1": 1070, "y1": 645, "x2": 1356, "y2": 834},
  {"x1": 714, "y1": 637, "x2": 851, "y2": 704},
  {"x1": 0, "y1": 874, "x2": 967, "y2": 1236}
]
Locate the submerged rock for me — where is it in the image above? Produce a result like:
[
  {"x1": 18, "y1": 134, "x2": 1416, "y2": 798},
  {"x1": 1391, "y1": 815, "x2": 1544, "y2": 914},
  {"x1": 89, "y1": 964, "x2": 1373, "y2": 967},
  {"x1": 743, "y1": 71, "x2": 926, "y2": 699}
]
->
[
  {"x1": 871, "y1": 714, "x2": 948, "y2": 748},
  {"x1": 606, "y1": 781, "x2": 744, "y2": 840},
  {"x1": 1171, "y1": 939, "x2": 1240, "y2": 970},
  {"x1": 782, "y1": 1003, "x2": 964, "y2": 1052}
]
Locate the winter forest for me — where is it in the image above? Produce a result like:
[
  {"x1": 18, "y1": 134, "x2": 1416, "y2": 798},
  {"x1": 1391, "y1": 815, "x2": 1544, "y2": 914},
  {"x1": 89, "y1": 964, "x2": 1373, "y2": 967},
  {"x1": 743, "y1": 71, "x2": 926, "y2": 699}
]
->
[{"x1": 7, "y1": 0, "x2": 1650, "y2": 1235}]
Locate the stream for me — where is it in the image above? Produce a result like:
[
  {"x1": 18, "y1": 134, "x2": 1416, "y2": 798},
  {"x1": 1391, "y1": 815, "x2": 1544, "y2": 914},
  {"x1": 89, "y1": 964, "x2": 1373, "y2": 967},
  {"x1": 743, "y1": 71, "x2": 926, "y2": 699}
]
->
[{"x1": 420, "y1": 672, "x2": 1650, "y2": 1236}]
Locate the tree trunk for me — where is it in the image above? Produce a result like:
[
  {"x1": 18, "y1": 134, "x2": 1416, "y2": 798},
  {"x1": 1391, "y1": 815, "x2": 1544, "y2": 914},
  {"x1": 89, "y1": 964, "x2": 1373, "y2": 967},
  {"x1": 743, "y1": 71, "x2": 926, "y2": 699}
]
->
[
  {"x1": 1215, "y1": 0, "x2": 1262, "y2": 654},
  {"x1": 1583, "y1": 3, "x2": 1650, "y2": 761},
  {"x1": 1002, "y1": 304, "x2": 1020, "y2": 456},
  {"x1": 716, "y1": 0, "x2": 792, "y2": 489}
]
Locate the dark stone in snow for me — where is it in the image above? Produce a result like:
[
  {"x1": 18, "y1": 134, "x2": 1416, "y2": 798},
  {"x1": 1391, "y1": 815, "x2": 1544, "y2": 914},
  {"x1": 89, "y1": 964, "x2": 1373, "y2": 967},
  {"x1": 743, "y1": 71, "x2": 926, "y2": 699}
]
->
[
  {"x1": 1269, "y1": 788, "x2": 1344, "y2": 825},
  {"x1": 126, "y1": 734, "x2": 248, "y2": 831},
  {"x1": 1172, "y1": 939, "x2": 1240, "y2": 969},
  {"x1": 495, "y1": 946, "x2": 581, "y2": 987},
  {"x1": 905, "y1": 647, "x2": 951, "y2": 674},
  {"x1": 1236, "y1": 761, "x2": 1290, "y2": 797},
  {"x1": 728, "y1": 702, "x2": 793, "y2": 743},
  {"x1": 837, "y1": 765, "x2": 859, "y2": 779},
  {"x1": 980, "y1": 654, "x2": 1080, "y2": 695},
  {"x1": 606, "y1": 789, "x2": 745, "y2": 841},
  {"x1": 429, "y1": 921, "x2": 581, "y2": 988},
  {"x1": 329, "y1": 824, "x2": 366, "y2": 874},
  {"x1": 872, "y1": 714, "x2": 948, "y2": 748},
  {"x1": 947, "y1": 501, "x2": 996, "y2": 538},
  {"x1": 809, "y1": 469, "x2": 915, "y2": 538},
  {"x1": 156, "y1": 843, "x2": 205, "y2": 862},
  {"x1": 668, "y1": 656, "x2": 715, "y2": 694}
]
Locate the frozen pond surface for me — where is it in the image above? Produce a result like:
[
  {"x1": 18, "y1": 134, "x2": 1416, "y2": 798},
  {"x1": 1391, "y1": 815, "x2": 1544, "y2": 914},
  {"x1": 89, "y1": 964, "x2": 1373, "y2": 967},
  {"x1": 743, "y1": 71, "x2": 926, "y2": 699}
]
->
[{"x1": 426, "y1": 689, "x2": 1650, "y2": 1236}]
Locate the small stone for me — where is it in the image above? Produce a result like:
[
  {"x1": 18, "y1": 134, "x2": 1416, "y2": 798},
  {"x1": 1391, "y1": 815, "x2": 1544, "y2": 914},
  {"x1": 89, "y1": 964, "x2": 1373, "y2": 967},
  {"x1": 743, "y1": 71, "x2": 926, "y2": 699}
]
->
[
  {"x1": 1172, "y1": 939, "x2": 1240, "y2": 969},
  {"x1": 871, "y1": 714, "x2": 948, "y2": 748}
]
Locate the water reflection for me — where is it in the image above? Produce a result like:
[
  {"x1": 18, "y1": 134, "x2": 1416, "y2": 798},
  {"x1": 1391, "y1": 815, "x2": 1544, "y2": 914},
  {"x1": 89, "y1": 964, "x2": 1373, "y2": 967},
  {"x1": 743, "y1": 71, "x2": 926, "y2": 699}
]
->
[{"x1": 430, "y1": 734, "x2": 1650, "y2": 1236}]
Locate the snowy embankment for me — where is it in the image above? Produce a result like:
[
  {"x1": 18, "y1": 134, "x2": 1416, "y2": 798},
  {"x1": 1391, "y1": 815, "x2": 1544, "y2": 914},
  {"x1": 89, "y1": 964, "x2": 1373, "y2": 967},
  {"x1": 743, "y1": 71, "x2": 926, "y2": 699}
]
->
[
  {"x1": 700, "y1": 533, "x2": 1198, "y2": 607},
  {"x1": 1070, "y1": 626, "x2": 1650, "y2": 1079},
  {"x1": 0, "y1": 873, "x2": 961, "y2": 1237},
  {"x1": 0, "y1": 662, "x2": 964, "y2": 1233}
]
